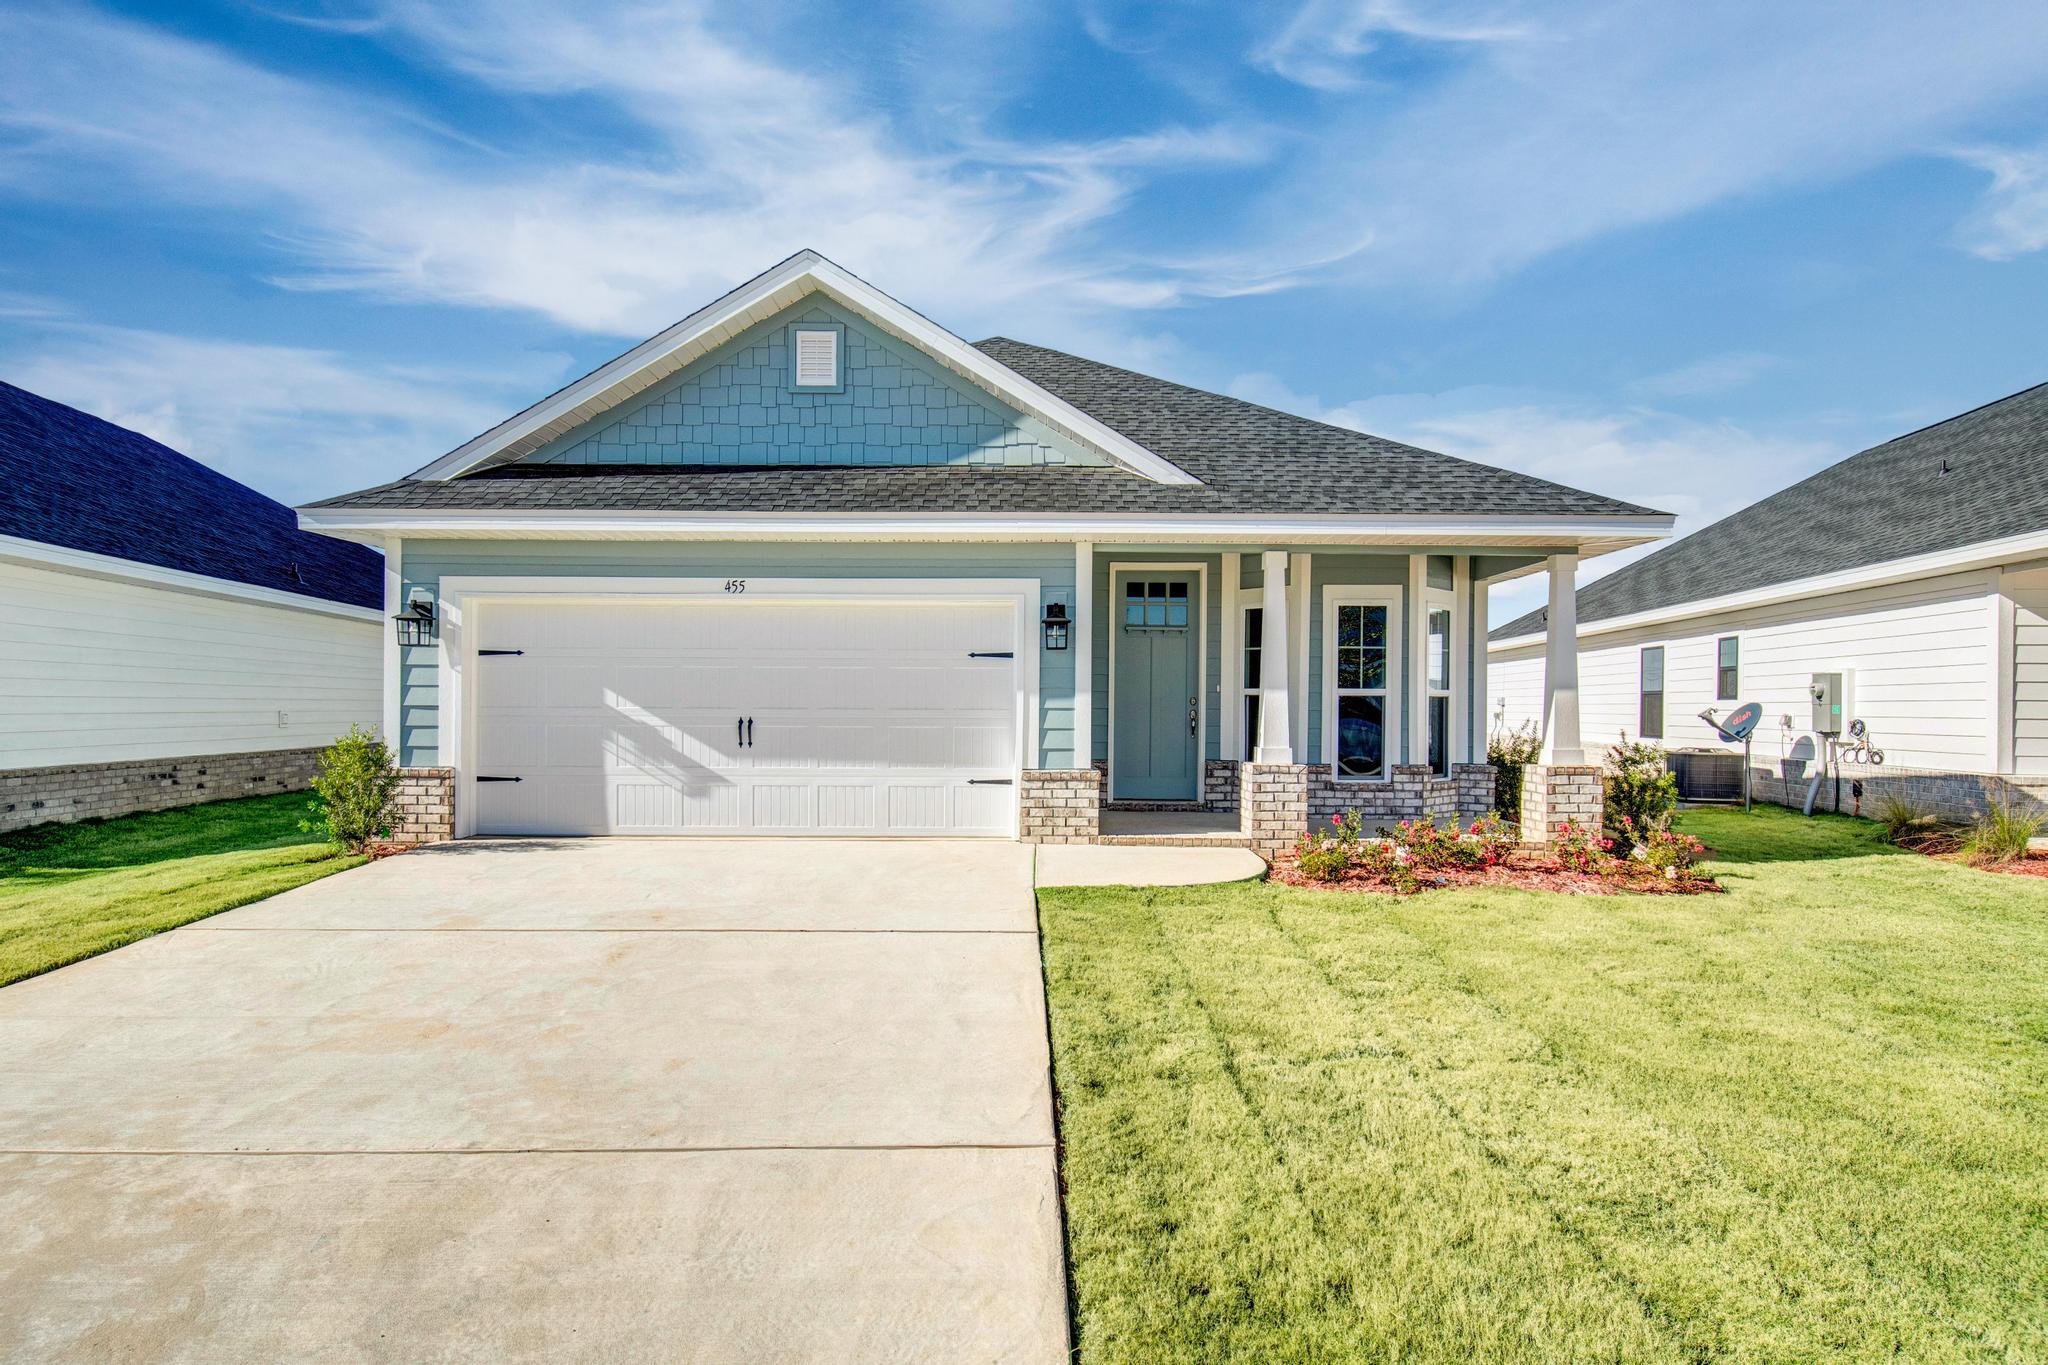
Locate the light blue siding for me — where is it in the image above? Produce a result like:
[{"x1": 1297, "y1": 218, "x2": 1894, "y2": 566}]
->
[
  {"x1": 397, "y1": 540, "x2": 1074, "y2": 770},
  {"x1": 522, "y1": 298, "x2": 1103, "y2": 469}
]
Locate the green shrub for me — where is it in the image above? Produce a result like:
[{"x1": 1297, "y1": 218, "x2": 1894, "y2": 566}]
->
[
  {"x1": 1552, "y1": 818, "x2": 1615, "y2": 874},
  {"x1": 303, "y1": 725, "x2": 400, "y2": 852},
  {"x1": 1297, "y1": 844, "x2": 1354, "y2": 881},
  {"x1": 1488, "y1": 722, "x2": 1542, "y2": 825},
  {"x1": 1604, "y1": 736, "x2": 1677, "y2": 848},
  {"x1": 1963, "y1": 803, "x2": 2041, "y2": 867}
]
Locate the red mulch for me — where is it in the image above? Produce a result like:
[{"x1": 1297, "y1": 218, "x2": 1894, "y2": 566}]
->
[
  {"x1": 359, "y1": 840, "x2": 413, "y2": 861},
  {"x1": 1269, "y1": 848, "x2": 1722, "y2": 897},
  {"x1": 1951, "y1": 851, "x2": 2048, "y2": 879}
]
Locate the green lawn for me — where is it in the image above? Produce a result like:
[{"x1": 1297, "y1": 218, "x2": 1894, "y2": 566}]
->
[
  {"x1": 0, "y1": 792, "x2": 362, "y2": 988},
  {"x1": 1039, "y1": 807, "x2": 2048, "y2": 1363}
]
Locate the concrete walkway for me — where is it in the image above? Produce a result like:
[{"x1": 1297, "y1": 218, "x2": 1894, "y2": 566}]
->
[
  {"x1": 1034, "y1": 842, "x2": 1268, "y2": 887},
  {"x1": 0, "y1": 840, "x2": 1068, "y2": 1364}
]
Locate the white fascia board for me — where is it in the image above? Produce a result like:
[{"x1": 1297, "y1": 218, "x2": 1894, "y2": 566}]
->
[
  {"x1": 296, "y1": 507, "x2": 1673, "y2": 548},
  {"x1": 1485, "y1": 526, "x2": 2048, "y2": 652},
  {"x1": 406, "y1": 250, "x2": 1199, "y2": 487},
  {"x1": 0, "y1": 532, "x2": 383, "y2": 622}
]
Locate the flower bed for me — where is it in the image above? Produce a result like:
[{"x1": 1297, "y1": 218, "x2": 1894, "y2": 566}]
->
[{"x1": 1276, "y1": 814, "x2": 1721, "y2": 897}]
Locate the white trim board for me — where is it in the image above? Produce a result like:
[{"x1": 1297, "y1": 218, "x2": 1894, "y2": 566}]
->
[
  {"x1": 1489, "y1": 527, "x2": 2048, "y2": 650},
  {"x1": 408, "y1": 250, "x2": 1197, "y2": 488},
  {"x1": 0, "y1": 532, "x2": 382, "y2": 623},
  {"x1": 1322, "y1": 585, "x2": 1405, "y2": 786},
  {"x1": 434, "y1": 575, "x2": 1041, "y2": 840}
]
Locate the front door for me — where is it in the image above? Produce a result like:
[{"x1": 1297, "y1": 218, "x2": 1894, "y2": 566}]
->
[{"x1": 1112, "y1": 571, "x2": 1200, "y2": 800}]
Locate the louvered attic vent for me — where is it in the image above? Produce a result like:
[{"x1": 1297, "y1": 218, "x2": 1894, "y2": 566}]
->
[{"x1": 791, "y1": 324, "x2": 842, "y2": 390}]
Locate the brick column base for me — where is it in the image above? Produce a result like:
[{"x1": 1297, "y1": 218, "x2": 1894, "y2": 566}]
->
[
  {"x1": 390, "y1": 768, "x2": 455, "y2": 845},
  {"x1": 1240, "y1": 763, "x2": 1311, "y2": 856},
  {"x1": 1519, "y1": 765, "x2": 1604, "y2": 845},
  {"x1": 1021, "y1": 768, "x2": 1101, "y2": 843}
]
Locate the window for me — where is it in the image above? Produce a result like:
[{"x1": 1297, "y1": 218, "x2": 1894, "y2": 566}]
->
[
  {"x1": 1329, "y1": 598, "x2": 1395, "y2": 780},
  {"x1": 790, "y1": 324, "x2": 843, "y2": 391},
  {"x1": 1640, "y1": 646, "x2": 1666, "y2": 739},
  {"x1": 1242, "y1": 606, "x2": 1263, "y2": 760},
  {"x1": 1426, "y1": 604, "x2": 1452, "y2": 776},
  {"x1": 1123, "y1": 580, "x2": 1190, "y2": 629},
  {"x1": 1716, "y1": 636, "x2": 1740, "y2": 700}
]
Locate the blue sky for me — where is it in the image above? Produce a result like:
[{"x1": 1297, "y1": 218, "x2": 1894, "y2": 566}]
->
[{"x1": 2, "y1": 0, "x2": 2046, "y2": 617}]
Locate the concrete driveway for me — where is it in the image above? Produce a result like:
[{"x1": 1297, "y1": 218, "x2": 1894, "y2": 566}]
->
[{"x1": 0, "y1": 840, "x2": 1067, "y2": 1363}]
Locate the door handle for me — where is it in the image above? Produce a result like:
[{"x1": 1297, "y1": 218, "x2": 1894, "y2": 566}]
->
[
  {"x1": 1188, "y1": 697, "x2": 1198, "y2": 735},
  {"x1": 737, "y1": 717, "x2": 744, "y2": 749},
  {"x1": 746, "y1": 717, "x2": 754, "y2": 748}
]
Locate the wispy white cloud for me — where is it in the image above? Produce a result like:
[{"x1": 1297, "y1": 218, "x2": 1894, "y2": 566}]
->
[
  {"x1": 0, "y1": 4, "x2": 1265, "y2": 341},
  {"x1": 1630, "y1": 352, "x2": 1778, "y2": 399},
  {"x1": 1254, "y1": 0, "x2": 1532, "y2": 91},
  {"x1": 1952, "y1": 138, "x2": 2048, "y2": 259},
  {"x1": 1251, "y1": 0, "x2": 2048, "y2": 287},
  {"x1": 0, "y1": 322, "x2": 541, "y2": 502}
]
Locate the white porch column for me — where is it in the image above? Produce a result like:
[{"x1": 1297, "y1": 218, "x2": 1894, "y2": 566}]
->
[
  {"x1": 1254, "y1": 550, "x2": 1294, "y2": 763},
  {"x1": 1452, "y1": 555, "x2": 1472, "y2": 763},
  {"x1": 381, "y1": 534, "x2": 402, "y2": 755},
  {"x1": 1071, "y1": 540, "x2": 1093, "y2": 770},
  {"x1": 1407, "y1": 554, "x2": 1428, "y2": 766},
  {"x1": 1470, "y1": 562, "x2": 1490, "y2": 760},
  {"x1": 1539, "y1": 552, "x2": 1585, "y2": 765}
]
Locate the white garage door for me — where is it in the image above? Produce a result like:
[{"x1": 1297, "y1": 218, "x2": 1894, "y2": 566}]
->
[{"x1": 469, "y1": 597, "x2": 1021, "y2": 836}]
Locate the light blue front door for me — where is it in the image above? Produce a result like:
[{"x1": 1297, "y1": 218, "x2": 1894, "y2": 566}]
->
[{"x1": 1112, "y1": 570, "x2": 1199, "y2": 800}]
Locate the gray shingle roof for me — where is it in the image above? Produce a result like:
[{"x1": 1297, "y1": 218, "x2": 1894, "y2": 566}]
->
[
  {"x1": 1492, "y1": 381, "x2": 2048, "y2": 640},
  {"x1": 305, "y1": 339, "x2": 1661, "y2": 521}
]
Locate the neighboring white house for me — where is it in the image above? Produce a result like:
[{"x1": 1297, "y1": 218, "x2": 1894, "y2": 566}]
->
[
  {"x1": 0, "y1": 380, "x2": 385, "y2": 832},
  {"x1": 1489, "y1": 381, "x2": 2048, "y2": 819}
]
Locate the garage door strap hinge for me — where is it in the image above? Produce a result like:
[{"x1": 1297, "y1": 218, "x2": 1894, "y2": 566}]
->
[
  {"x1": 476, "y1": 775, "x2": 522, "y2": 783},
  {"x1": 479, "y1": 649, "x2": 524, "y2": 656},
  {"x1": 968, "y1": 651, "x2": 1014, "y2": 658},
  {"x1": 968, "y1": 778, "x2": 1014, "y2": 785}
]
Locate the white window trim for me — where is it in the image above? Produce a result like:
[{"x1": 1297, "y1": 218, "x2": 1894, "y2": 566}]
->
[
  {"x1": 435, "y1": 575, "x2": 1040, "y2": 840},
  {"x1": 1323, "y1": 586, "x2": 1403, "y2": 784},
  {"x1": 1232, "y1": 587, "x2": 1266, "y2": 763},
  {"x1": 1424, "y1": 584, "x2": 1456, "y2": 777}
]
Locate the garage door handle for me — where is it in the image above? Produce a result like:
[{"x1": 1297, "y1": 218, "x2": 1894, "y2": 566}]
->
[
  {"x1": 746, "y1": 717, "x2": 754, "y2": 748},
  {"x1": 476, "y1": 775, "x2": 522, "y2": 783},
  {"x1": 968, "y1": 651, "x2": 1014, "y2": 659},
  {"x1": 479, "y1": 649, "x2": 524, "y2": 657},
  {"x1": 968, "y1": 778, "x2": 1013, "y2": 785},
  {"x1": 737, "y1": 717, "x2": 744, "y2": 747}
]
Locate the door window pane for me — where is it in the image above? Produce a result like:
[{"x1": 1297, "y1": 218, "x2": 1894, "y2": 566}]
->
[
  {"x1": 1244, "y1": 693, "x2": 1261, "y2": 761},
  {"x1": 1428, "y1": 695, "x2": 1449, "y2": 776},
  {"x1": 1125, "y1": 580, "x2": 1191, "y2": 629},
  {"x1": 1428, "y1": 608, "x2": 1451, "y2": 691},
  {"x1": 1336, "y1": 605, "x2": 1387, "y2": 691},
  {"x1": 1336, "y1": 695, "x2": 1385, "y2": 778},
  {"x1": 1244, "y1": 608, "x2": 1263, "y2": 689}
]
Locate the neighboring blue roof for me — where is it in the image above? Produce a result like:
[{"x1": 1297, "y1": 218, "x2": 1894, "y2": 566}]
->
[{"x1": 0, "y1": 379, "x2": 381, "y2": 610}]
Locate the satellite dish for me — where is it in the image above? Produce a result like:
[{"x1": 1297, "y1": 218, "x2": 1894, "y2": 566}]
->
[{"x1": 1701, "y1": 701, "x2": 1762, "y2": 744}]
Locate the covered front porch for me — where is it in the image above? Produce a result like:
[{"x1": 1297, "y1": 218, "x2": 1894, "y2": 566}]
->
[{"x1": 1019, "y1": 543, "x2": 1597, "y2": 851}]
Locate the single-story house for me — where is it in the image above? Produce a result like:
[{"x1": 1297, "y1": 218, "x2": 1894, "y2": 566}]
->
[
  {"x1": 1489, "y1": 380, "x2": 2048, "y2": 822},
  {"x1": 298, "y1": 251, "x2": 1671, "y2": 849},
  {"x1": 0, "y1": 381, "x2": 384, "y2": 832}
]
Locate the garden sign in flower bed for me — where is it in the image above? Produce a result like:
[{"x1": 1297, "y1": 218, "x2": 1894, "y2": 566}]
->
[{"x1": 1273, "y1": 811, "x2": 1720, "y2": 897}]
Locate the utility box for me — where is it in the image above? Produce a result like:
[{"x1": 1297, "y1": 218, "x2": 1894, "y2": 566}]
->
[{"x1": 1810, "y1": 672, "x2": 1845, "y2": 734}]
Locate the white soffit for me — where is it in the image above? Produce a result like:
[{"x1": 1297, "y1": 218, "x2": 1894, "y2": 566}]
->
[{"x1": 409, "y1": 250, "x2": 1199, "y2": 487}]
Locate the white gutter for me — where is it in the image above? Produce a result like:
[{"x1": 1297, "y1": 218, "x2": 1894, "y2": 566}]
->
[
  {"x1": 1487, "y1": 526, "x2": 2048, "y2": 650},
  {"x1": 0, "y1": 532, "x2": 384, "y2": 623},
  {"x1": 296, "y1": 507, "x2": 1674, "y2": 548}
]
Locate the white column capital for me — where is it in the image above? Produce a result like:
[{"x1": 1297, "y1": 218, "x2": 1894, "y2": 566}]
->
[{"x1": 1253, "y1": 550, "x2": 1294, "y2": 764}]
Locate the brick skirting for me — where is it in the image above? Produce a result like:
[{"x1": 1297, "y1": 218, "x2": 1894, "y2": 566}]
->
[
  {"x1": 1020, "y1": 768, "x2": 1102, "y2": 843},
  {"x1": 389, "y1": 768, "x2": 456, "y2": 845},
  {"x1": 1743, "y1": 764, "x2": 2048, "y2": 826},
  {"x1": 0, "y1": 748, "x2": 326, "y2": 834}
]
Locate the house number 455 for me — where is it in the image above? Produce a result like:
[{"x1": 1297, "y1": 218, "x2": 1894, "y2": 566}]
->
[{"x1": 724, "y1": 579, "x2": 747, "y2": 594}]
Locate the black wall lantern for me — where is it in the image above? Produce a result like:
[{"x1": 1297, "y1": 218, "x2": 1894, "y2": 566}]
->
[
  {"x1": 1042, "y1": 599, "x2": 1070, "y2": 651},
  {"x1": 393, "y1": 595, "x2": 437, "y2": 647}
]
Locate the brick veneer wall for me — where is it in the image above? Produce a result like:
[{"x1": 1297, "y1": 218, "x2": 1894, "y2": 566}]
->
[
  {"x1": 1303, "y1": 763, "x2": 1498, "y2": 827},
  {"x1": 0, "y1": 747, "x2": 326, "y2": 834},
  {"x1": 1205, "y1": 760, "x2": 1241, "y2": 812},
  {"x1": 1020, "y1": 768, "x2": 1101, "y2": 844},
  {"x1": 1519, "y1": 765, "x2": 1604, "y2": 845},
  {"x1": 389, "y1": 768, "x2": 455, "y2": 845},
  {"x1": 1743, "y1": 765, "x2": 2048, "y2": 826}
]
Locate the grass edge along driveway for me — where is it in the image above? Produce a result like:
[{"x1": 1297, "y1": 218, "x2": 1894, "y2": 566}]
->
[
  {"x1": 0, "y1": 792, "x2": 362, "y2": 988},
  {"x1": 1039, "y1": 807, "x2": 2048, "y2": 1363}
]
